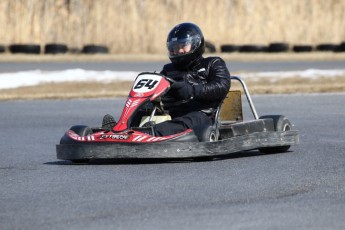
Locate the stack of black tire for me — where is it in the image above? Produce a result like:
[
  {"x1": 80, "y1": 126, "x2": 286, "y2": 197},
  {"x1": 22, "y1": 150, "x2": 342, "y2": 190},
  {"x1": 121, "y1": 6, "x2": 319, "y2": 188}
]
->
[
  {"x1": 0, "y1": 43, "x2": 111, "y2": 55},
  {"x1": 333, "y1": 42, "x2": 345, "y2": 52},
  {"x1": 44, "y1": 44, "x2": 68, "y2": 54},
  {"x1": 266, "y1": 43, "x2": 289, "y2": 52},
  {"x1": 1, "y1": 41, "x2": 345, "y2": 55},
  {"x1": 204, "y1": 41, "x2": 216, "y2": 53},
  {"x1": 0, "y1": 44, "x2": 5, "y2": 53},
  {"x1": 219, "y1": 42, "x2": 345, "y2": 53},
  {"x1": 9, "y1": 44, "x2": 41, "y2": 54},
  {"x1": 81, "y1": 45, "x2": 109, "y2": 54}
]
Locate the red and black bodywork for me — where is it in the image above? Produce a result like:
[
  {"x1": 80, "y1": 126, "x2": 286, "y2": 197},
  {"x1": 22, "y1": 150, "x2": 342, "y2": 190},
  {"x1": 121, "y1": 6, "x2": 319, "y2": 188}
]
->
[{"x1": 56, "y1": 73, "x2": 299, "y2": 162}]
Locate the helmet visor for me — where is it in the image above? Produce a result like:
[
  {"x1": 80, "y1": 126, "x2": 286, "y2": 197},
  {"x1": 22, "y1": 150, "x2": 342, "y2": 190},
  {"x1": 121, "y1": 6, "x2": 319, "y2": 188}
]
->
[{"x1": 167, "y1": 35, "x2": 201, "y2": 57}]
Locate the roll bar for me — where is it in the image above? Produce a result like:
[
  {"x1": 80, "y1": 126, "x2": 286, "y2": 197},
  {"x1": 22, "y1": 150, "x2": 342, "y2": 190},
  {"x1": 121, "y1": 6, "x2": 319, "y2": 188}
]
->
[{"x1": 230, "y1": 76, "x2": 259, "y2": 120}]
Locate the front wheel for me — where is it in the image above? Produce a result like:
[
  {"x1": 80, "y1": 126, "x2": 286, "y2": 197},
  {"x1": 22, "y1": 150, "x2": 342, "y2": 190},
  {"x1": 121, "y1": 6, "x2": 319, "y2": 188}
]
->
[
  {"x1": 259, "y1": 115, "x2": 292, "y2": 153},
  {"x1": 60, "y1": 125, "x2": 93, "y2": 144},
  {"x1": 69, "y1": 125, "x2": 93, "y2": 136}
]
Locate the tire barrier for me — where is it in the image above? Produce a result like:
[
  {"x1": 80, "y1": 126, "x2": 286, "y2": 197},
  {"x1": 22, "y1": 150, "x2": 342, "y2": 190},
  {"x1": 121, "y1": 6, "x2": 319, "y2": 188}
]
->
[
  {"x1": 334, "y1": 42, "x2": 345, "y2": 52},
  {"x1": 239, "y1": 45, "x2": 267, "y2": 53},
  {"x1": 44, "y1": 44, "x2": 68, "y2": 54},
  {"x1": 3, "y1": 42, "x2": 345, "y2": 55},
  {"x1": 316, "y1": 43, "x2": 337, "y2": 52},
  {"x1": 205, "y1": 41, "x2": 216, "y2": 53},
  {"x1": 292, "y1": 45, "x2": 313, "y2": 52},
  {"x1": 267, "y1": 42, "x2": 289, "y2": 52},
  {"x1": 220, "y1": 45, "x2": 239, "y2": 53},
  {"x1": 9, "y1": 44, "x2": 41, "y2": 54},
  {"x1": 82, "y1": 45, "x2": 109, "y2": 54}
]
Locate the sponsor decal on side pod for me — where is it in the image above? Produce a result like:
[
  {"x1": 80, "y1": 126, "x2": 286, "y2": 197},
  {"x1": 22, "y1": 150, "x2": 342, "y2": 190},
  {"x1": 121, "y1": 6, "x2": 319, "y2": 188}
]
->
[{"x1": 100, "y1": 134, "x2": 130, "y2": 140}]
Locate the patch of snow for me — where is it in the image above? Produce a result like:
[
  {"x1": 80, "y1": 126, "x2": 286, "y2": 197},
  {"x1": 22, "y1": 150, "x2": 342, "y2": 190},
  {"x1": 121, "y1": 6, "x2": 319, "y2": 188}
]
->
[{"x1": 0, "y1": 68, "x2": 344, "y2": 89}]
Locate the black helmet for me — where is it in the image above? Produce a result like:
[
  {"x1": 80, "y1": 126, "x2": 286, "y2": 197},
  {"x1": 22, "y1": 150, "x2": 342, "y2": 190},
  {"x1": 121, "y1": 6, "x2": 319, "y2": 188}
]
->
[{"x1": 167, "y1": 22, "x2": 205, "y2": 70}]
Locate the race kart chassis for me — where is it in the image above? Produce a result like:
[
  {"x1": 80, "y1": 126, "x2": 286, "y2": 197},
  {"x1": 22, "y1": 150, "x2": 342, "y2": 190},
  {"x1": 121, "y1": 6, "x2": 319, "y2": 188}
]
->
[
  {"x1": 56, "y1": 75, "x2": 299, "y2": 162},
  {"x1": 57, "y1": 130, "x2": 297, "y2": 160}
]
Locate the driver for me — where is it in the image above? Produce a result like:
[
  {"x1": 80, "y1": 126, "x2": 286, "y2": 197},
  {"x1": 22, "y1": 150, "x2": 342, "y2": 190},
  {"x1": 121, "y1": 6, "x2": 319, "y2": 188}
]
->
[
  {"x1": 152, "y1": 22, "x2": 231, "y2": 136},
  {"x1": 102, "y1": 22, "x2": 231, "y2": 136}
]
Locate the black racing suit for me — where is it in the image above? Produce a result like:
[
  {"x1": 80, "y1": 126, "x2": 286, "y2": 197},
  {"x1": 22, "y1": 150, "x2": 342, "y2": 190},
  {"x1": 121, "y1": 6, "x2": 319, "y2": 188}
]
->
[{"x1": 154, "y1": 56, "x2": 231, "y2": 136}]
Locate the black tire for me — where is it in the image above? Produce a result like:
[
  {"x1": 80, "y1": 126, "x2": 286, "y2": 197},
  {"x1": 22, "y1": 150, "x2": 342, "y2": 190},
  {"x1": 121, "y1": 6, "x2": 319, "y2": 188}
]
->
[
  {"x1": 82, "y1": 45, "x2": 109, "y2": 54},
  {"x1": 0, "y1": 45, "x2": 5, "y2": 53},
  {"x1": 334, "y1": 42, "x2": 345, "y2": 52},
  {"x1": 259, "y1": 115, "x2": 292, "y2": 153},
  {"x1": 205, "y1": 41, "x2": 216, "y2": 53},
  {"x1": 220, "y1": 44, "x2": 239, "y2": 53},
  {"x1": 316, "y1": 44, "x2": 337, "y2": 52},
  {"x1": 44, "y1": 43, "x2": 68, "y2": 54},
  {"x1": 60, "y1": 125, "x2": 93, "y2": 144},
  {"x1": 193, "y1": 125, "x2": 219, "y2": 142},
  {"x1": 292, "y1": 45, "x2": 313, "y2": 52},
  {"x1": 9, "y1": 44, "x2": 41, "y2": 54},
  {"x1": 239, "y1": 45, "x2": 267, "y2": 53},
  {"x1": 192, "y1": 125, "x2": 217, "y2": 161},
  {"x1": 267, "y1": 42, "x2": 289, "y2": 52},
  {"x1": 69, "y1": 125, "x2": 93, "y2": 137},
  {"x1": 61, "y1": 125, "x2": 92, "y2": 164}
]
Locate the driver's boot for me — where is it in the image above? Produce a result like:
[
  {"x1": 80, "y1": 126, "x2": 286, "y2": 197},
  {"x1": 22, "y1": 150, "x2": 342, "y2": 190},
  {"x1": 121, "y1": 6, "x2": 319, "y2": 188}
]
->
[{"x1": 102, "y1": 114, "x2": 117, "y2": 131}]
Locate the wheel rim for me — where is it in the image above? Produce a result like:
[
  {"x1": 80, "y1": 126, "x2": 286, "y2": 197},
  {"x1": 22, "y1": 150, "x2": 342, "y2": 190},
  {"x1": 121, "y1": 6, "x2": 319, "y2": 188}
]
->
[
  {"x1": 209, "y1": 132, "x2": 217, "y2": 142},
  {"x1": 283, "y1": 122, "x2": 291, "y2": 131}
]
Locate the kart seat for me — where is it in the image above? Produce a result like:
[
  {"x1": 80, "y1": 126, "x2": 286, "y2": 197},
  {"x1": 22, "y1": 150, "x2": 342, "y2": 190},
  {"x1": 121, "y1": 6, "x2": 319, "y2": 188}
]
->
[{"x1": 218, "y1": 90, "x2": 243, "y2": 124}]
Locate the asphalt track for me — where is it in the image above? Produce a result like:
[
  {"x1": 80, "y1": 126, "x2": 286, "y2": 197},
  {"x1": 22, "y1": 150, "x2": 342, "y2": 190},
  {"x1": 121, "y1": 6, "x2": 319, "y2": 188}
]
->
[{"x1": 1, "y1": 93, "x2": 345, "y2": 229}]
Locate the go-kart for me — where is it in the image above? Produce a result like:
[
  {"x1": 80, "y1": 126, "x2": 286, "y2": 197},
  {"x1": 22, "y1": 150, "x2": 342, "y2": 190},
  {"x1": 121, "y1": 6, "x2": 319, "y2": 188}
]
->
[{"x1": 56, "y1": 72, "x2": 299, "y2": 163}]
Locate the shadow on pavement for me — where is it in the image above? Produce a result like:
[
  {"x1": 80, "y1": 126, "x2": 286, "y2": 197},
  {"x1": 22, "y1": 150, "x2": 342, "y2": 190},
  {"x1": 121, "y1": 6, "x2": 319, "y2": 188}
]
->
[{"x1": 45, "y1": 150, "x2": 291, "y2": 165}]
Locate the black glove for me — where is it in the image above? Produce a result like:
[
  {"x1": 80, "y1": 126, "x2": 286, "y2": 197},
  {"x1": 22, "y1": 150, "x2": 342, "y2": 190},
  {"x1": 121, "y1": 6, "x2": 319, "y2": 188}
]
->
[{"x1": 170, "y1": 81, "x2": 194, "y2": 100}]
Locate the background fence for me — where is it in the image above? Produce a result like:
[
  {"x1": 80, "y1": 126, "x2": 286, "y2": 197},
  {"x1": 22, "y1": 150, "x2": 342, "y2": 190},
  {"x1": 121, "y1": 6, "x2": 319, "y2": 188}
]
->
[{"x1": 0, "y1": 0, "x2": 344, "y2": 54}]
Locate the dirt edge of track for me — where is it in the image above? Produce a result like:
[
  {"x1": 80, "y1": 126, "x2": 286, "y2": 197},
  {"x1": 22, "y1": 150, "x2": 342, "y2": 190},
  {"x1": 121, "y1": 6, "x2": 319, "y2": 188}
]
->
[{"x1": 1, "y1": 75, "x2": 345, "y2": 101}]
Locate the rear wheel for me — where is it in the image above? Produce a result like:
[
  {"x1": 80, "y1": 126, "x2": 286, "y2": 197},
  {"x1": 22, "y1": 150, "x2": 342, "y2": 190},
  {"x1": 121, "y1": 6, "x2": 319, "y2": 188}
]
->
[
  {"x1": 193, "y1": 125, "x2": 219, "y2": 142},
  {"x1": 259, "y1": 115, "x2": 292, "y2": 153},
  {"x1": 192, "y1": 126, "x2": 218, "y2": 161}
]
